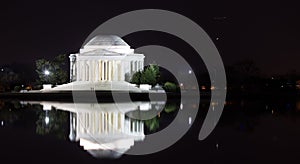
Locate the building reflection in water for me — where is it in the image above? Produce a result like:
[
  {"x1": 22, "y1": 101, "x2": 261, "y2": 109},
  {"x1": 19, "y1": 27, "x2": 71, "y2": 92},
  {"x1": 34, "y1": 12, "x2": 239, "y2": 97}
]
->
[{"x1": 27, "y1": 101, "x2": 165, "y2": 158}]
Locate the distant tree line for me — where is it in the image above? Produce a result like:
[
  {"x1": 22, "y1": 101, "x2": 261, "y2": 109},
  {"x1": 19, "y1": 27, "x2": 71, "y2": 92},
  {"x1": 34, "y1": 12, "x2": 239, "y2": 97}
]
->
[{"x1": 0, "y1": 67, "x2": 20, "y2": 92}]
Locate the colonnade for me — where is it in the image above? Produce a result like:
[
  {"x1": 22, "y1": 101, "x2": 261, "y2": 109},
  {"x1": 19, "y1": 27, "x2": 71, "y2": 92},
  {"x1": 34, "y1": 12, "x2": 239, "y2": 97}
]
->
[
  {"x1": 130, "y1": 60, "x2": 144, "y2": 75},
  {"x1": 77, "y1": 60, "x2": 120, "y2": 81},
  {"x1": 76, "y1": 111, "x2": 144, "y2": 135},
  {"x1": 76, "y1": 59, "x2": 144, "y2": 82}
]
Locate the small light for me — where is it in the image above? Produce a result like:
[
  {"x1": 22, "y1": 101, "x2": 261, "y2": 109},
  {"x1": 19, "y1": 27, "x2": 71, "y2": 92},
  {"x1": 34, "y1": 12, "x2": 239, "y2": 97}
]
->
[
  {"x1": 188, "y1": 117, "x2": 192, "y2": 125},
  {"x1": 44, "y1": 70, "x2": 50, "y2": 76},
  {"x1": 188, "y1": 70, "x2": 192, "y2": 74},
  {"x1": 216, "y1": 37, "x2": 219, "y2": 40},
  {"x1": 45, "y1": 116, "x2": 50, "y2": 125},
  {"x1": 180, "y1": 103, "x2": 183, "y2": 110},
  {"x1": 1, "y1": 121, "x2": 4, "y2": 126},
  {"x1": 1, "y1": 68, "x2": 3, "y2": 71},
  {"x1": 180, "y1": 83, "x2": 183, "y2": 87}
]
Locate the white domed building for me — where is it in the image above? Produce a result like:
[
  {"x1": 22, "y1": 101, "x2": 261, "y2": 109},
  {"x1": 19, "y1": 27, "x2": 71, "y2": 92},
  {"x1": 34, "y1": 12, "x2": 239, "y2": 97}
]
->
[{"x1": 46, "y1": 35, "x2": 145, "y2": 91}]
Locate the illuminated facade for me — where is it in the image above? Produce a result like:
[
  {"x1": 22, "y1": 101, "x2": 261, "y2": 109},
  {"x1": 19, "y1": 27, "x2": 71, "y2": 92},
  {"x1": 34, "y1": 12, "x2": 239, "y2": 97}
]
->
[
  {"x1": 69, "y1": 35, "x2": 144, "y2": 82},
  {"x1": 44, "y1": 35, "x2": 145, "y2": 91}
]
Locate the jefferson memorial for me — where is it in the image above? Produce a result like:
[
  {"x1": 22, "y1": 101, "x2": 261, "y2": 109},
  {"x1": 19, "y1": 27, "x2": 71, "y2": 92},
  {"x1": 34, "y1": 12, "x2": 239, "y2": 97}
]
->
[{"x1": 46, "y1": 35, "x2": 145, "y2": 91}]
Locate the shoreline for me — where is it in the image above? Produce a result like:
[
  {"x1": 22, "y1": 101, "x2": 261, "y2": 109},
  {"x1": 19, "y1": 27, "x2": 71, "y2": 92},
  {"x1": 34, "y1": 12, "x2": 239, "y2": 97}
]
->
[
  {"x1": 0, "y1": 90, "x2": 298, "y2": 102},
  {"x1": 0, "y1": 91, "x2": 184, "y2": 102}
]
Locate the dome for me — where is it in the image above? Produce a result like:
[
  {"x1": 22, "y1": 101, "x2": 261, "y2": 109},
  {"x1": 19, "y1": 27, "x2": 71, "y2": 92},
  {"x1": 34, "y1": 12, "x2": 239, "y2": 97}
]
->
[{"x1": 85, "y1": 35, "x2": 129, "y2": 46}]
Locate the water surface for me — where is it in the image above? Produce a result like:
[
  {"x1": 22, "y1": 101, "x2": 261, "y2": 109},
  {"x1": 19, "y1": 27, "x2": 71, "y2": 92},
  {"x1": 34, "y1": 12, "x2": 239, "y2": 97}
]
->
[{"x1": 0, "y1": 97, "x2": 299, "y2": 163}]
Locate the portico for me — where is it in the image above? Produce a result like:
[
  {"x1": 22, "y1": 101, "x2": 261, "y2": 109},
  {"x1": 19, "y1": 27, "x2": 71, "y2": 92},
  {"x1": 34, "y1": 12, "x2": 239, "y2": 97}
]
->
[{"x1": 69, "y1": 35, "x2": 144, "y2": 83}]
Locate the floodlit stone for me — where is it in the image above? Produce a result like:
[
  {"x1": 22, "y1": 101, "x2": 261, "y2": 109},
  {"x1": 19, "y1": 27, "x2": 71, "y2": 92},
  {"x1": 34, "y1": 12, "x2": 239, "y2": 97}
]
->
[{"x1": 42, "y1": 35, "x2": 145, "y2": 92}]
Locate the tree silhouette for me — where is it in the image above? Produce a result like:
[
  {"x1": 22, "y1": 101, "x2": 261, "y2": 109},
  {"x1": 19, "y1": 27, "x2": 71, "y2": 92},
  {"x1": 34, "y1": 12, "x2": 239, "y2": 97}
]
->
[
  {"x1": 35, "y1": 54, "x2": 68, "y2": 85},
  {"x1": 131, "y1": 64, "x2": 160, "y2": 86}
]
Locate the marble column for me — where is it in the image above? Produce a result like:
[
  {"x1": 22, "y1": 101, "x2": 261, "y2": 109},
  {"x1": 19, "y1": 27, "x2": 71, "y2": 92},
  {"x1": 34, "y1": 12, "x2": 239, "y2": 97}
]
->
[
  {"x1": 107, "y1": 61, "x2": 109, "y2": 81},
  {"x1": 107, "y1": 112, "x2": 112, "y2": 132},
  {"x1": 132, "y1": 121, "x2": 135, "y2": 133},
  {"x1": 113, "y1": 112, "x2": 117, "y2": 131},
  {"x1": 130, "y1": 61, "x2": 133, "y2": 74},
  {"x1": 83, "y1": 61, "x2": 86, "y2": 81},
  {"x1": 137, "y1": 61, "x2": 140, "y2": 71},
  {"x1": 90, "y1": 112, "x2": 95, "y2": 134},
  {"x1": 95, "y1": 61, "x2": 98, "y2": 81},
  {"x1": 107, "y1": 112, "x2": 110, "y2": 132},
  {"x1": 101, "y1": 112, "x2": 105, "y2": 133},
  {"x1": 103, "y1": 61, "x2": 105, "y2": 81},
  {"x1": 101, "y1": 61, "x2": 104, "y2": 81},
  {"x1": 117, "y1": 61, "x2": 121, "y2": 81},
  {"x1": 78, "y1": 61, "x2": 81, "y2": 81},
  {"x1": 89, "y1": 112, "x2": 92, "y2": 133},
  {"x1": 77, "y1": 60, "x2": 81, "y2": 81},
  {"x1": 121, "y1": 62, "x2": 124, "y2": 81},
  {"x1": 86, "y1": 61, "x2": 89, "y2": 82},
  {"x1": 70, "y1": 55, "x2": 77, "y2": 82},
  {"x1": 107, "y1": 60, "x2": 111, "y2": 81},
  {"x1": 140, "y1": 121, "x2": 143, "y2": 134},
  {"x1": 93, "y1": 60, "x2": 96, "y2": 82},
  {"x1": 132, "y1": 61, "x2": 134, "y2": 73},
  {"x1": 82, "y1": 61, "x2": 85, "y2": 81},
  {"x1": 121, "y1": 113, "x2": 125, "y2": 132},
  {"x1": 105, "y1": 112, "x2": 108, "y2": 133},
  {"x1": 134, "y1": 61, "x2": 136, "y2": 72},
  {"x1": 89, "y1": 60, "x2": 92, "y2": 81},
  {"x1": 114, "y1": 61, "x2": 117, "y2": 81},
  {"x1": 93, "y1": 112, "x2": 96, "y2": 134},
  {"x1": 109, "y1": 61, "x2": 112, "y2": 81},
  {"x1": 85, "y1": 61, "x2": 88, "y2": 81},
  {"x1": 98, "y1": 60, "x2": 101, "y2": 82},
  {"x1": 92, "y1": 60, "x2": 95, "y2": 82},
  {"x1": 80, "y1": 61, "x2": 84, "y2": 81},
  {"x1": 112, "y1": 60, "x2": 115, "y2": 81},
  {"x1": 139, "y1": 61, "x2": 142, "y2": 71},
  {"x1": 103, "y1": 113, "x2": 106, "y2": 133},
  {"x1": 103, "y1": 61, "x2": 106, "y2": 81},
  {"x1": 106, "y1": 61, "x2": 109, "y2": 81},
  {"x1": 90, "y1": 61, "x2": 93, "y2": 82},
  {"x1": 106, "y1": 61, "x2": 108, "y2": 81},
  {"x1": 95, "y1": 112, "x2": 98, "y2": 134},
  {"x1": 125, "y1": 119, "x2": 129, "y2": 134},
  {"x1": 84, "y1": 61, "x2": 86, "y2": 81}
]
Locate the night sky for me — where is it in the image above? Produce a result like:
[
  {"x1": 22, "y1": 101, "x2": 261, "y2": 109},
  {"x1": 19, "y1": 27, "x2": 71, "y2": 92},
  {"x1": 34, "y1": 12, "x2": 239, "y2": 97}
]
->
[{"x1": 0, "y1": 0, "x2": 299, "y2": 77}]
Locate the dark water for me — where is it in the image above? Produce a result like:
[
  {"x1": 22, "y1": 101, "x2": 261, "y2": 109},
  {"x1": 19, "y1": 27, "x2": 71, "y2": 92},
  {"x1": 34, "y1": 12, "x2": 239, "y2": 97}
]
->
[{"x1": 0, "y1": 97, "x2": 300, "y2": 163}]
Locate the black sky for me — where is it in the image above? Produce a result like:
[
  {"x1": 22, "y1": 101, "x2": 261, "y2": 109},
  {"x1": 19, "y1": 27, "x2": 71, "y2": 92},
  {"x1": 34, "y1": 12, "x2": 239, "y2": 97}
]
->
[{"x1": 0, "y1": 0, "x2": 299, "y2": 76}]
